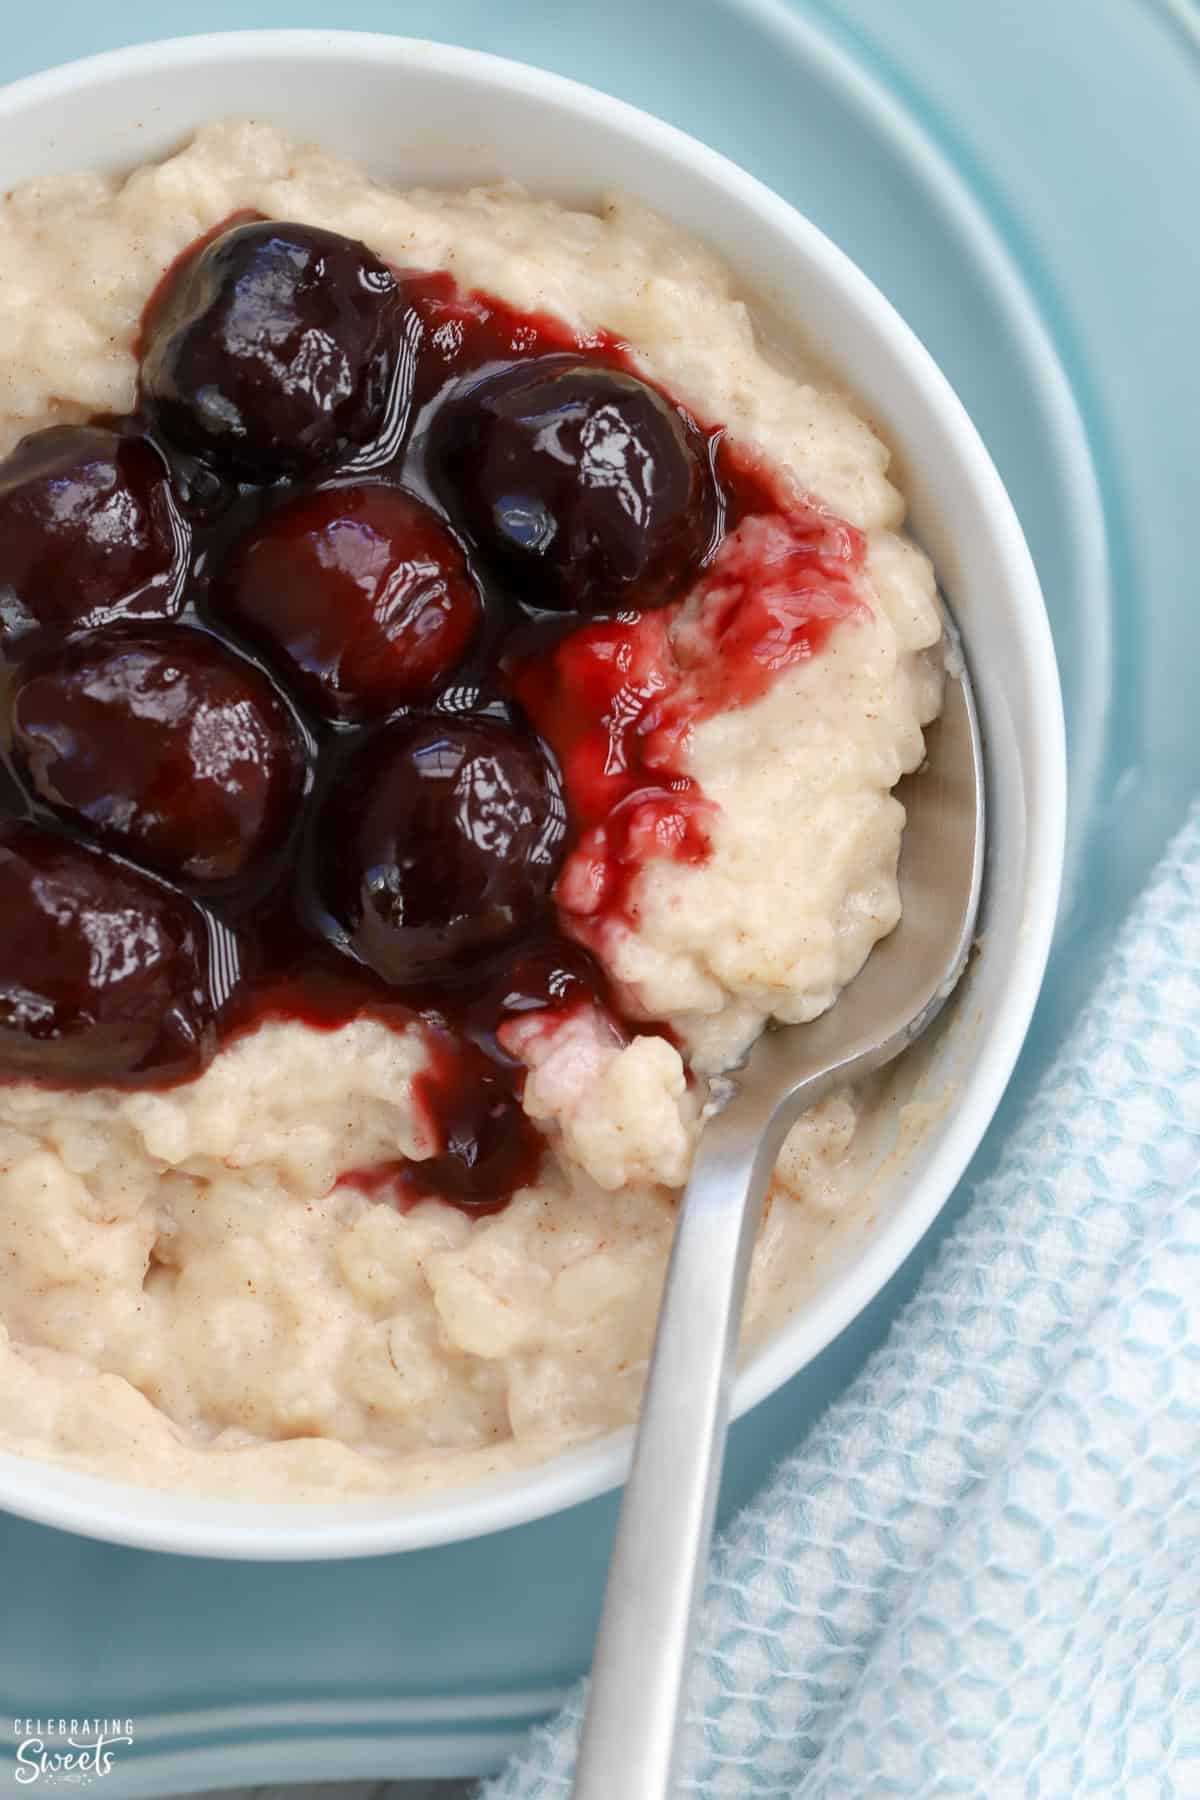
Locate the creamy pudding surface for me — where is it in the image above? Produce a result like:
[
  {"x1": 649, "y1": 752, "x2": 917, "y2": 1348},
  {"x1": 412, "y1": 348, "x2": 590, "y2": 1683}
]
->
[{"x1": 0, "y1": 121, "x2": 943, "y2": 1496}]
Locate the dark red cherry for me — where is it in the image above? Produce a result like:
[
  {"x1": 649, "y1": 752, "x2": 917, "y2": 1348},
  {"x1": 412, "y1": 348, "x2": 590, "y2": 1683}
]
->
[
  {"x1": 0, "y1": 822, "x2": 218, "y2": 1083},
  {"x1": 317, "y1": 716, "x2": 565, "y2": 983},
  {"x1": 140, "y1": 222, "x2": 404, "y2": 480},
  {"x1": 432, "y1": 359, "x2": 716, "y2": 613},
  {"x1": 11, "y1": 630, "x2": 304, "y2": 883},
  {"x1": 219, "y1": 483, "x2": 481, "y2": 720},
  {"x1": 0, "y1": 425, "x2": 183, "y2": 653},
  {"x1": 466, "y1": 936, "x2": 607, "y2": 1054},
  {"x1": 401, "y1": 1052, "x2": 544, "y2": 1209}
]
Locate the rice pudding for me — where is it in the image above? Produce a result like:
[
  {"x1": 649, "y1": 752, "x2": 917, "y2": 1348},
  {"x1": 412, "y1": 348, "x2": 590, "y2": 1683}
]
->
[{"x1": 0, "y1": 122, "x2": 943, "y2": 1497}]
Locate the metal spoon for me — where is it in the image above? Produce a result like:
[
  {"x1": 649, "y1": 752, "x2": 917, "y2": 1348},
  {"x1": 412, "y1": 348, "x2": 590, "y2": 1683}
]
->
[{"x1": 574, "y1": 639, "x2": 985, "y2": 1800}]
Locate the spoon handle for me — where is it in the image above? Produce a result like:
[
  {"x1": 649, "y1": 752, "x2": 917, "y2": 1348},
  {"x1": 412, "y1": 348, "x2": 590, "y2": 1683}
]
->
[{"x1": 574, "y1": 1078, "x2": 812, "y2": 1799}]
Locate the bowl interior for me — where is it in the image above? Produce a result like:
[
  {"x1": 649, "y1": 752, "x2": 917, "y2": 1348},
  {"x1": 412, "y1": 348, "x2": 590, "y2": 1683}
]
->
[{"x1": 0, "y1": 32, "x2": 1065, "y2": 1558}]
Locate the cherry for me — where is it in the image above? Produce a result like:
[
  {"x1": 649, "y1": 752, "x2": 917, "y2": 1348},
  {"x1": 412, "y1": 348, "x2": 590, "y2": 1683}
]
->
[
  {"x1": 140, "y1": 221, "x2": 404, "y2": 481},
  {"x1": 316, "y1": 716, "x2": 565, "y2": 983},
  {"x1": 0, "y1": 242, "x2": 856, "y2": 1213},
  {"x1": 401, "y1": 1052, "x2": 544, "y2": 1210},
  {"x1": 432, "y1": 359, "x2": 717, "y2": 613},
  {"x1": 0, "y1": 425, "x2": 183, "y2": 653},
  {"x1": 0, "y1": 822, "x2": 218, "y2": 1083},
  {"x1": 465, "y1": 936, "x2": 607, "y2": 1056},
  {"x1": 219, "y1": 483, "x2": 481, "y2": 720},
  {"x1": 11, "y1": 629, "x2": 304, "y2": 884}
]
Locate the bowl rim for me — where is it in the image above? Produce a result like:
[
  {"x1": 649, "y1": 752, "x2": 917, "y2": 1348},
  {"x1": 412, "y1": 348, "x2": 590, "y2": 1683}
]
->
[{"x1": 0, "y1": 27, "x2": 1067, "y2": 1560}]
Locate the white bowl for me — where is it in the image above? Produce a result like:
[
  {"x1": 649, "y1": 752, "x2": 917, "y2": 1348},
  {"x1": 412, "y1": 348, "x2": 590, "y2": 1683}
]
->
[{"x1": 0, "y1": 30, "x2": 1066, "y2": 1560}]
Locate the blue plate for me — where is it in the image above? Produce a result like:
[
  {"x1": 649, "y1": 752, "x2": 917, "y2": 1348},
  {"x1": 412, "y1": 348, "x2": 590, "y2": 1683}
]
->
[{"x1": 2, "y1": 1, "x2": 1198, "y2": 1789}]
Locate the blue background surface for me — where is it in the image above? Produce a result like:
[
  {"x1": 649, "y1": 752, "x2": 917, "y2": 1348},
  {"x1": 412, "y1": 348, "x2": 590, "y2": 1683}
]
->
[{"x1": 1, "y1": 1, "x2": 1197, "y2": 1786}]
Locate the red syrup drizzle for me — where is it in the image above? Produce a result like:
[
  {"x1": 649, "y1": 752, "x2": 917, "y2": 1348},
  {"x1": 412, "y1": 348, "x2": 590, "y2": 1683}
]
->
[
  {"x1": 0, "y1": 229, "x2": 866, "y2": 1210},
  {"x1": 511, "y1": 508, "x2": 866, "y2": 939}
]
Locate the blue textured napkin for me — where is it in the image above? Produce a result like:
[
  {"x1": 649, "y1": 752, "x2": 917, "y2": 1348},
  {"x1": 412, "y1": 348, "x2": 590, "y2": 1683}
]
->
[{"x1": 481, "y1": 804, "x2": 1200, "y2": 1797}]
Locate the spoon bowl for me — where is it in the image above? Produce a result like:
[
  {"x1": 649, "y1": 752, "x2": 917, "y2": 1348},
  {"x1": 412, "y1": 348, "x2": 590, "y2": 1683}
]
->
[{"x1": 576, "y1": 632, "x2": 985, "y2": 1799}]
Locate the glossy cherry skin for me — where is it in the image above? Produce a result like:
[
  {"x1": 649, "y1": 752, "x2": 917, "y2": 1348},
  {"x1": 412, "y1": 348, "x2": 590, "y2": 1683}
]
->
[
  {"x1": 0, "y1": 822, "x2": 218, "y2": 1083},
  {"x1": 11, "y1": 629, "x2": 305, "y2": 883},
  {"x1": 400, "y1": 1062, "x2": 545, "y2": 1210},
  {"x1": 317, "y1": 716, "x2": 566, "y2": 983},
  {"x1": 0, "y1": 425, "x2": 183, "y2": 653},
  {"x1": 401, "y1": 941, "x2": 606, "y2": 1205},
  {"x1": 463, "y1": 936, "x2": 607, "y2": 1055},
  {"x1": 432, "y1": 359, "x2": 716, "y2": 613},
  {"x1": 219, "y1": 483, "x2": 481, "y2": 720},
  {"x1": 140, "y1": 222, "x2": 403, "y2": 481}
]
